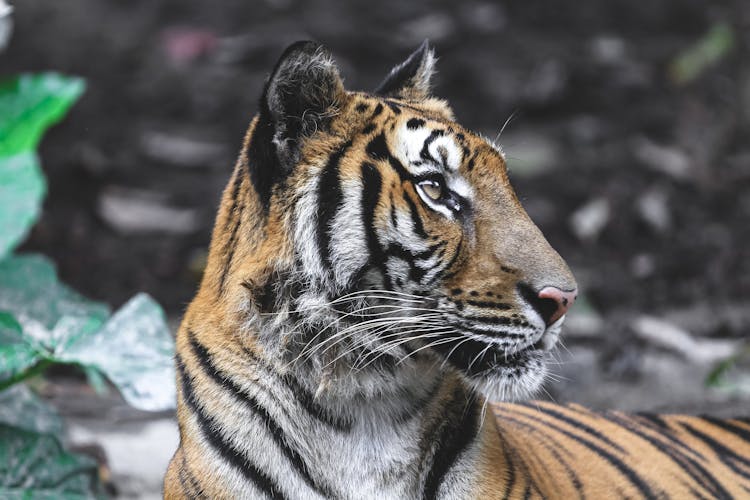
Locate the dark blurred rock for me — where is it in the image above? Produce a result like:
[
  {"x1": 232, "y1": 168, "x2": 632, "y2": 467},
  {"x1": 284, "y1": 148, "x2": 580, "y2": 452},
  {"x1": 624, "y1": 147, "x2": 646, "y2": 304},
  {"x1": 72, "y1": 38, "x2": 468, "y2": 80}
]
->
[
  {"x1": 458, "y1": 2, "x2": 506, "y2": 34},
  {"x1": 140, "y1": 130, "x2": 229, "y2": 169},
  {"x1": 631, "y1": 136, "x2": 693, "y2": 180},
  {"x1": 635, "y1": 187, "x2": 672, "y2": 232},
  {"x1": 631, "y1": 315, "x2": 740, "y2": 364},
  {"x1": 0, "y1": 0, "x2": 11, "y2": 51},
  {"x1": 569, "y1": 198, "x2": 610, "y2": 242},
  {"x1": 398, "y1": 12, "x2": 456, "y2": 46},
  {"x1": 522, "y1": 59, "x2": 568, "y2": 105},
  {"x1": 97, "y1": 187, "x2": 200, "y2": 235}
]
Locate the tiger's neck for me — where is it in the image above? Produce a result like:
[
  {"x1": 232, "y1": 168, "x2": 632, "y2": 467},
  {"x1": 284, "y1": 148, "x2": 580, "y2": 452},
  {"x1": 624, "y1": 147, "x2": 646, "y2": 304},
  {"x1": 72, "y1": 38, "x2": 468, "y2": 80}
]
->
[{"x1": 177, "y1": 317, "x2": 495, "y2": 499}]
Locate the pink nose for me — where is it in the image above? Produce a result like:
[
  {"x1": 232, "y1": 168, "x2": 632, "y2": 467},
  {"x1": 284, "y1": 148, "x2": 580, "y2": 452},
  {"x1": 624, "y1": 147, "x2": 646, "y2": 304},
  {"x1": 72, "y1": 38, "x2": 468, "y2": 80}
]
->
[{"x1": 538, "y1": 287, "x2": 577, "y2": 325}]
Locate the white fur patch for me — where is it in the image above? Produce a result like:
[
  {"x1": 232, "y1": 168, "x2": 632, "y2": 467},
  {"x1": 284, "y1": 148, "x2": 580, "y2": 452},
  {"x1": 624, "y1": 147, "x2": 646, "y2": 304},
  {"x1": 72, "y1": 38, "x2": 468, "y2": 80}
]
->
[{"x1": 395, "y1": 122, "x2": 474, "y2": 217}]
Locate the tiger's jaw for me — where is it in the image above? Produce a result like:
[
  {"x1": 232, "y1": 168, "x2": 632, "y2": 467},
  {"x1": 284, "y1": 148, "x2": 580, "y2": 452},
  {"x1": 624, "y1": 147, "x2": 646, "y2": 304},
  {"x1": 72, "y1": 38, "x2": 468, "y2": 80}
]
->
[{"x1": 428, "y1": 309, "x2": 567, "y2": 402}]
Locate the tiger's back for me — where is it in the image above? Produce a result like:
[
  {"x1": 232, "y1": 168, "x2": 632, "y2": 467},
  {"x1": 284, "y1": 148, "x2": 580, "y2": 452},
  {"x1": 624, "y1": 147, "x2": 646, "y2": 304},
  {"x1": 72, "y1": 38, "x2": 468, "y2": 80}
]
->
[
  {"x1": 488, "y1": 402, "x2": 750, "y2": 498},
  {"x1": 164, "y1": 41, "x2": 750, "y2": 499}
]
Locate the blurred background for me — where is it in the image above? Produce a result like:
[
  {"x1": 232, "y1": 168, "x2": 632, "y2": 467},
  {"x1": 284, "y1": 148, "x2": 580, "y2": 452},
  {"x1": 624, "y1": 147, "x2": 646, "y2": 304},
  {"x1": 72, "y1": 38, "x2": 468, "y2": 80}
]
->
[{"x1": 1, "y1": 0, "x2": 749, "y2": 497}]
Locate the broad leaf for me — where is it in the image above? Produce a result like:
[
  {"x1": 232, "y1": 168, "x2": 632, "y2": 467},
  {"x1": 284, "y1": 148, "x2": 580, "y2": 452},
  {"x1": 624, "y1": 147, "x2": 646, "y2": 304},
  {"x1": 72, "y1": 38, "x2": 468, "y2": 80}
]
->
[
  {"x1": 0, "y1": 73, "x2": 85, "y2": 257},
  {"x1": 0, "y1": 310, "x2": 42, "y2": 385},
  {"x1": 0, "y1": 385, "x2": 63, "y2": 435},
  {"x1": 0, "y1": 254, "x2": 110, "y2": 352},
  {"x1": 0, "y1": 73, "x2": 85, "y2": 156},
  {"x1": 0, "y1": 151, "x2": 45, "y2": 258},
  {"x1": 0, "y1": 424, "x2": 104, "y2": 499},
  {"x1": 62, "y1": 293, "x2": 176, "y2": 411},
  {"x1": 0, "y1": 254, "x2": 176, "y2": 410}
]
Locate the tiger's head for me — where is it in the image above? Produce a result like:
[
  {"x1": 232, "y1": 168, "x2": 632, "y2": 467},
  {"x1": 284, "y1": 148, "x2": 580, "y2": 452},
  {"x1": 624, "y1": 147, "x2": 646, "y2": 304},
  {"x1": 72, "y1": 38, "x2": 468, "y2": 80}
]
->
[{"x1": 213, "y1": 41, "x2": 577, "y2": 402}]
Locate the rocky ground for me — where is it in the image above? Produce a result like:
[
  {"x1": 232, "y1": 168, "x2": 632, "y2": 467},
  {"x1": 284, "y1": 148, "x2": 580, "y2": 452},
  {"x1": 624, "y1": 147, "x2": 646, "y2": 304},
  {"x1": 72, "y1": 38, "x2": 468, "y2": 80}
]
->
[{"x1": 2, "y1": 0, "x2": 750, "y2": 497}]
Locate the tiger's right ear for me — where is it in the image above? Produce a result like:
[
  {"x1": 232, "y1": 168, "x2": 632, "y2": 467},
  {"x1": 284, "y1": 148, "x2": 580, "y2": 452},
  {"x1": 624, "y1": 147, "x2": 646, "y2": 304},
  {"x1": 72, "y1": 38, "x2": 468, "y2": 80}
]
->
[
  {"x1": 374, "y1": 40, "x2": 435, "y2": 100},
  {"x1": 249, "y1": 41, "x2": 345, "y2": 207}
]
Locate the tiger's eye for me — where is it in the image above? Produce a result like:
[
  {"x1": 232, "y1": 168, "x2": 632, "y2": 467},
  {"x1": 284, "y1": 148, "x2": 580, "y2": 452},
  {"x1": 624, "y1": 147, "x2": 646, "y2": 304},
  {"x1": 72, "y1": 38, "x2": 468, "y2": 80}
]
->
[{"x1": 421, "y1": 181, "x2": 443, "y2": 200}]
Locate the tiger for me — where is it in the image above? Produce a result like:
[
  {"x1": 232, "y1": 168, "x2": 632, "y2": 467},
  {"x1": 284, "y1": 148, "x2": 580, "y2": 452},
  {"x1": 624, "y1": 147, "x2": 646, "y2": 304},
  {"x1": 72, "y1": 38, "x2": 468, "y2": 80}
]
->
[{"x1": 163, "y1": 41, "x2": 750, "y2": 499}]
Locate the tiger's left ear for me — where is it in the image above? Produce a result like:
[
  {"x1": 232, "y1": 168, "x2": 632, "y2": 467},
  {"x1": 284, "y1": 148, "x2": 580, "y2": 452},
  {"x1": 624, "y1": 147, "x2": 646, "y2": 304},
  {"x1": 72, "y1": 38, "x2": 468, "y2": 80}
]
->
[
  {"x1": 261, "y1": 41, "x2": 345, "y2": 170},
  {"x1": 374, "y1": 40, "x2": 435, "y2": 99},
  {"x1": 248, "y1": 41, "x2": 345, "y2": 209}
]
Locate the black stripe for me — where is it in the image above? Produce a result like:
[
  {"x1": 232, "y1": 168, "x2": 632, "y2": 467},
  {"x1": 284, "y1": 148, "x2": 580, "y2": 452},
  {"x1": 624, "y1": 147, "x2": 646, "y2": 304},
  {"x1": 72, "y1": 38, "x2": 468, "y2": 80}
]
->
[
  {"x1": 218, "y1": 214, "x2": 243, "y2": 295},
  {"x1": 389, "y1": 192, "x2": 398, "y2": 227},
  {"x1": 402, "y1": 190, "x2": 428, "y2": 238},
  {"x1": 177, "y1": 455, "x2": 196, "y2": 499},
  {"x1": 516, "y1": 407, "x2": 660, "y2": 499},
  {"x1": 407, "y1": 118, "x2": 426, "y2": 129},
  {"x1": 224, "y1": 164, "x2": 245, "y2": 230},
  {"x1": 456, "y1": 314, "x2": 516, "y2": 327},
  {"x1": 495, "y1": 411, "x2": 584, "y2": 497},
  {"x1": 464, "y1": 300, "x2": 512, "y2": 310},
  {"x1": 420, "y1": 129, "x2": 445, "y2": 162},
  {"x1": 187, "y1": 335, "x2": 333, "y2": 497},
  {"x1": 279, "y1": 371, "x2": 353, "y2": 432},
  {"x1": 522, "y1": 481, "x2": 532, "y2": 500},
  {"x1": 383, "y1": 242, "x2": 429, "y2": 282},
  {"x1": 441, "y1": 236, "x2": 463, "y2": 277},
  {"x1": 466, "y1": 151, "x2": 478, "y2": 171},
  {"x1": 422, "y1": 387, "x2": 480, "y2": 500},
  {"x1": 385, "y1": 99, "x2": 402, "y2": 114},
  {"x1": 176, "y1": 356, "x2": 287, "y2": 499},
  {"x1": 544, "y1": 444, "x2": 584, "y2": 499},
  {"x1": 451, "y1": 321, "x2": 526, "y2": 339},
  {"x1": 361, "y1": 161, "x2": 386, "y2": 280},
  {"x1": 179, "y1": 451, "x2": 206, "y2": 500},
  {"x1": 366, "y1": 133, "x2": 412, "y2": 180},
  {"x1": 634, "y1": 413, "x2": 705, "y2": 460},
  {"x1": 682, "y1": 422, "x2": 750, "y2": 480},
  {"x1": 702, "y1": 416, "x2": 750, "y2": 444},
  {"x1": 606, "y1": 413, "x2": 731, "y2": 499},
  {"x1": 218, "y1": 167, "x2": 245, "y2": 294},
  {"x1": 497, "y1": 430, "x2": 517, "y2": 500},
  {"x1": 317, "y1": 141, "x2": 352, "y2": 273},
  {"x1": 525, "y1": 403, "x2": 626, "y2": 454},
  {"x1": 371, "y1": 103, "x2": 384, "y2": 118}
]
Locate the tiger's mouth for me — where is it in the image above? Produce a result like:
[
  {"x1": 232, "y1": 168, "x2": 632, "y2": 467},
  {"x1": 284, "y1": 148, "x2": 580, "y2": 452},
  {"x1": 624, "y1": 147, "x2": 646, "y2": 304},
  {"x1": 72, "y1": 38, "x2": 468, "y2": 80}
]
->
[
  {"x1": 430, "y1": 334, "x2": 546, "y2": 377},
  {"x1": 424, "y1": 315, "x2": 565, "y2": 401}
]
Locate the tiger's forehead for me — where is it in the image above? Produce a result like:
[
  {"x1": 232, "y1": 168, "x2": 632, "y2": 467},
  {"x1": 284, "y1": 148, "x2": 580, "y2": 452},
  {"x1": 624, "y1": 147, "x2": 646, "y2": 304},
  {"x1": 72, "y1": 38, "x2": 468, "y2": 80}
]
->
[
  {"x1": 390, "y1": 115, "x2": 478, "y2": 200},
  {"x1": 395, "y1": 118, "x2": 463, "y2": 173}
]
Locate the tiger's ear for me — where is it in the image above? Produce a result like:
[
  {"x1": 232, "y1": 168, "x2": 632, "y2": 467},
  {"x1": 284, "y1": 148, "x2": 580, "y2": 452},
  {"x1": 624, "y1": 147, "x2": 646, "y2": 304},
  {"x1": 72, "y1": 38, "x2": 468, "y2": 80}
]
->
[
  {"x1": 374, "y1": 40, "x2": 435, "y2": 99},
  {"x1": 260, "y1": 41, "x2": 345, "y2": 171}
]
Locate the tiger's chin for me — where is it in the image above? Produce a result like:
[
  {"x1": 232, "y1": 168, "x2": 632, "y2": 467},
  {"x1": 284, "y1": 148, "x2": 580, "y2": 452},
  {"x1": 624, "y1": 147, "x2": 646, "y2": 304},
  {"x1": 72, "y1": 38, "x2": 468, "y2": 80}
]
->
[
  {"x1": 463, "y1": 350, "x2": 548, "y2": 402},
  {"x1": 431, "y1": 338, "x2": 551, "y2": 402}
]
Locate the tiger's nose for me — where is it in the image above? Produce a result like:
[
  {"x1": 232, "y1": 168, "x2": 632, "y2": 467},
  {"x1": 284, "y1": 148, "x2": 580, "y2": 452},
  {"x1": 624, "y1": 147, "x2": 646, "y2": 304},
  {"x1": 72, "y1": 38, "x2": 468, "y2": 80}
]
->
[{"x1": 537, "y1": 286, "x2": 577, "y2": 325}]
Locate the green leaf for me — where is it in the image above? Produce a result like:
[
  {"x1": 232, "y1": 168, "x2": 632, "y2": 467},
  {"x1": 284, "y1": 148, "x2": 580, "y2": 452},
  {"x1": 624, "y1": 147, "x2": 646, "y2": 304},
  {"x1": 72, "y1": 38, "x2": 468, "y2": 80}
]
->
[
  {"x1": 0, "y1": 73, "x2": 84, "y2": 258},
  {"x1": 0, "y1": 254, "x2": 110, "y2": 349},
  {"x1": 0, "y1": 310, "x2": 42, "y2": 386},
  {"x1": 0, "y1": 254, "x2": 109, "y2": 389},
  {"x1": 0, "y1": 385, "x2": 64, "y2": 435},
  {"x1": 62, "y1": 293, "x2": 176, "y2": 411},
  {"x1": 0, "y1": 151, "x2": 46, "y2": 259},
  {"x1": 0, "y1": 424, "x2": 104, "y2": 499},
  {"x1": 0, "y1": 73, "x2": 85, "y2": 156},
  {"x1": 669, "y1": 22, "x2": 735, "y2": 85},
  {"x1": 0, "y1": 254, "x2": 176, "y2": 410}
]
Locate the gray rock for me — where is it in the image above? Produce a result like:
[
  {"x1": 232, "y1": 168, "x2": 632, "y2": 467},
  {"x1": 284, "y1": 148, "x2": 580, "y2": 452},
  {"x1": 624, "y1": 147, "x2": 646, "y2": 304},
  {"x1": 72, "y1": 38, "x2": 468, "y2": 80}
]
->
[{"x1": 97, "y1": 187, "x2": 200, "y2": 235}]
